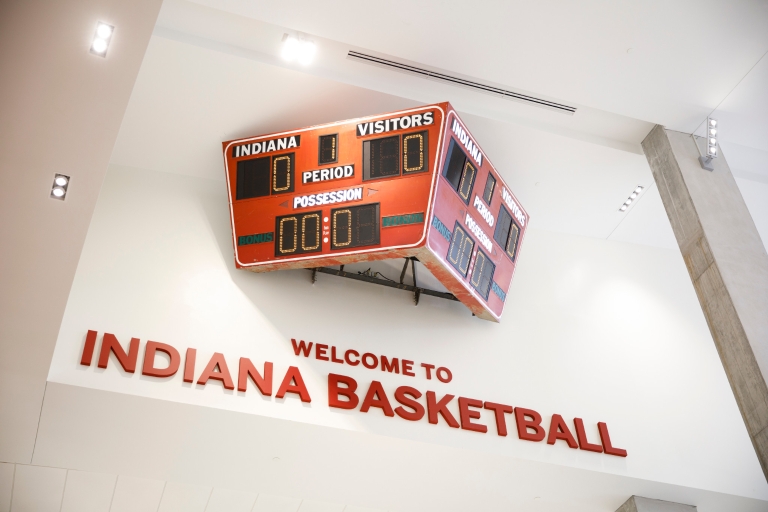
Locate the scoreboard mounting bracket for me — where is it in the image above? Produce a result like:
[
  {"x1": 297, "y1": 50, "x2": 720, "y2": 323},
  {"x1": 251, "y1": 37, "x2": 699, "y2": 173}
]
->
[{"x1": 308, "y1": 260, "x2": 460, "y2": 306}]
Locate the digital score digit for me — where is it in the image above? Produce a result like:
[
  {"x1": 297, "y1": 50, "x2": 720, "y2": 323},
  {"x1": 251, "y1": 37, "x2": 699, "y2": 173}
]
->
[{"x1": 223, "y1": 103, "x2": 529, "y2": 321}]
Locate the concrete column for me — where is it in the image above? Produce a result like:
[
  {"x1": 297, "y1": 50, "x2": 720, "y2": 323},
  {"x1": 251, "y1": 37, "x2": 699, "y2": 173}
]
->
[
  {"x1": 642, "y1": 126, "x2": 768, "y2": 479},
  {"x1": 616, "y1": 496, "x2": 695, "y2": 512}
]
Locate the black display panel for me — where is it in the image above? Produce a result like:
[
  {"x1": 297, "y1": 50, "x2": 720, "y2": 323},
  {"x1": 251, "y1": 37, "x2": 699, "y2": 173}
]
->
[
  {"x1": 236, "y1": 156, "x2": 270, "y2": 200},
  {"x1": 443, "y1": 139, "x2": 465, "y2": 190},
  {"x1": 275, "y1": 210, "x2": 322, "y2": 257},
  {"x1": 482, "y1": 173, "x2": 496, "y2": 204},
  {"x1": 318, "y1": 134, "x2": 338, "y2": 165},
  {"x1": 447, "y1": 222, "x2": 474, "y2": 276},
  {"x1": 493, "y1": 205, "x2": 520, "y2": 261},
  {"x1": 271, "y1": 153, "x2": 295, "y2": 194},
  {"x1": 494, "y1": 206, "x2": 513, "y2": 247},
  {"x1": 470, "y1": 249, "x2": 495, "y2": 300},
  {"x1": 363, "y1": 136, "x2": 400, "y2": 180},
  {"x1": 442, "y1": 138, "x2": 475, "y2": 204},
  {"x1": 331, "y1": 203, "x2": 380, "y2": 250},
  {"x1": 403, "y1": 130, "x2": 428, "y2": 174}
]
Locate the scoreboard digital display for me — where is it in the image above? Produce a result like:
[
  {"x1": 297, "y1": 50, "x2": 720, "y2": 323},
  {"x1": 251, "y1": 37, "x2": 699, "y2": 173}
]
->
[{"x1": 223, "y1": 103, "x2": 529, "y2": 321}]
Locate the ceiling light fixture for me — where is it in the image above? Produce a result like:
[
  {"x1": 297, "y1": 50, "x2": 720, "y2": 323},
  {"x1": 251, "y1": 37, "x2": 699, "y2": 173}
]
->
[
  {"x1": 51, "y1": 173, "x2": 70, "y2": 200},
  {"x1": 699, "y1": 117, "x2": 718, "y2": 171},
  {"x1": 618, "y1": 185, "x2": 644, "y2": 212},
  {"x1": 90, "y1": 22, "x2": 114, "y2": 57},
  {"x1": 281, "y1": 34, "x2": 316, "y2": 66}
]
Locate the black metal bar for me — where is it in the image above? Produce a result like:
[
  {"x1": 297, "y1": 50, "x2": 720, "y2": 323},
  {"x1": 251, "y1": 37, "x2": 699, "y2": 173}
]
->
[
  {"x1": 399, "y1": 258, "x2": 409, "y2": 284},
  {"x1": 411, "y1": 258, "x2": 419, "y2": 305},
  {"x1": 309, "y1": 267, "x2": 458, "y2": 302}
]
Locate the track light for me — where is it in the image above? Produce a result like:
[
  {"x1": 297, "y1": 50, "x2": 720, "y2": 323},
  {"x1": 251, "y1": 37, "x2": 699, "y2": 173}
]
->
[
  {"x1": 51, "y1": 174, "x2": 70, "y2": 200},
  {"x1": 90, "y1": 22, "x2": 114, "y2": 57},
  {"x1": 618, "y1": 185, "x2": 643, "y2": 212},
  {"x1": 699, "y1": 117, "x2": 718, "y2": 171},
  {"x1": 281, "y1": 34, "x2": 316, "y2": 65}
]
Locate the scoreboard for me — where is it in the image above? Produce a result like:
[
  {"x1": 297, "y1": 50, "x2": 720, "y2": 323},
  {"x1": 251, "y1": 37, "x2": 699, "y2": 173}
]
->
[{"x1": 223, "y1": 103, "x2": 529, "y2": 321}]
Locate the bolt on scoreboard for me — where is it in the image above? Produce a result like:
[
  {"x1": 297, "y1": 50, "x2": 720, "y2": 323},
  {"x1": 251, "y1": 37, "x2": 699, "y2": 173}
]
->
[{"x1": 223, "y1": 102, "x2": 529, "y2": 321}]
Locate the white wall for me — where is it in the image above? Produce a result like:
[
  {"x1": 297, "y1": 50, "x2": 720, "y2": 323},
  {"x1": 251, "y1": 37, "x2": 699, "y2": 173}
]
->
[{"x1": 49, "y1": 164, "x2": 767, "y2": 500}]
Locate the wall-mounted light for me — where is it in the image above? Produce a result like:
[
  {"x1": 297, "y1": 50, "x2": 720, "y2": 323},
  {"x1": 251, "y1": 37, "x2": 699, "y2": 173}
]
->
[
  {"x1": 619, "y1": 185, "x2": 644, "y2": 212},
  {"x1": 51, "y1": 174, "x2": 70, "y2": 200},
  {"x1": 90, "y1": 22, "x2": 114, "y2": 57},
  {"x1": 699, "y1": 117, "x2": 718, "y2": 171},
  {"x1": 281, "y1": 34, "x2": 316, "y2": 65}
]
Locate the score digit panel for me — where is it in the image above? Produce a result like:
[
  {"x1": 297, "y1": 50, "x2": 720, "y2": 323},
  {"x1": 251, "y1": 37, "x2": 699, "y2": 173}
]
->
[{"x1": 223, "y1": 103, "x2": 529, "y2": 321}]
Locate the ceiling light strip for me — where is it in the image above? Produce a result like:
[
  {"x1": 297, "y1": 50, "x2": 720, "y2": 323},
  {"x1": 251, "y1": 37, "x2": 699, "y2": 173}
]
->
[{"x1": 347, "y1": 51, "x2": 577, "y2": 115}]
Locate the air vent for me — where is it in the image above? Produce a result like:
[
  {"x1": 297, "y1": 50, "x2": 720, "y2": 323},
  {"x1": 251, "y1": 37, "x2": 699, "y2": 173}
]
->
[{"x1": 347, "y1": 51, "x2": 576, "y2": 115}]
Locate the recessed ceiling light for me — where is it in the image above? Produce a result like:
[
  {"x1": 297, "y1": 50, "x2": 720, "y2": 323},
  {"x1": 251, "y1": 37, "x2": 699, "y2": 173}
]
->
[
  {"x1": 618, "y1": 185, "x2": 644, "y2": 212},
  {"x1": 281, "y1": 34, "x2": 316, "y2": 65},
  {"x1": 51, "y1": 173, "x2": 70, "y2": 200},
  {"x1": 90, "y1": 22, "x2": 114, "y2": 57}
]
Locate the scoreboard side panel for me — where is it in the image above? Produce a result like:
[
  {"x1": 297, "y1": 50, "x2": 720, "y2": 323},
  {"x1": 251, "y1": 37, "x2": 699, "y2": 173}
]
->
[{"x1": 425, "y1": 108, "x2": 529, "y2": 321}]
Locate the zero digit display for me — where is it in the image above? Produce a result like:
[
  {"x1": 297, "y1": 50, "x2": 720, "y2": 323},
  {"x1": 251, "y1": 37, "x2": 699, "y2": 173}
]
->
[
  {"x1": 275, "y1": 211, "x2": 322, "y2": 256},
  {"x1": 223, "y1": 103, "x2": 529, "y2": 321},
  {"x1": 447, "y1": 223, "x2": 474, "y2": 276},
  {"x1": 403, "y1": 131, "x2": 428, "y2": 174},
  {"x1": 271, "y1": 153, "x2": 294, "y2": 194},
  {"x1": 331, "y1": 203, "x2": 380, "y2": 250},
  {"x1": 470, "y1": 249, "x2": 495, "y2": 300},
  {"x1": 493, "y1": 206, "x2": 521, "y2": 261},
  {"x1": 442, "y1": 138, "x2": 476, "y2": 204}
]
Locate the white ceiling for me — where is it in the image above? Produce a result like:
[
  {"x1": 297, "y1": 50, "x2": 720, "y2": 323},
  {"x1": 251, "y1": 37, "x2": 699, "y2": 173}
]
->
[{"x1": 184, "y1": 0, "x2": 768, "y2": 135}]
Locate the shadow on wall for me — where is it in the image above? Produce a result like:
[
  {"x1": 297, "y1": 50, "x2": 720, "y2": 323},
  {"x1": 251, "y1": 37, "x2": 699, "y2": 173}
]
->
[{"x1": 194, "y1": 173, "x2": 492, "y2": 348}]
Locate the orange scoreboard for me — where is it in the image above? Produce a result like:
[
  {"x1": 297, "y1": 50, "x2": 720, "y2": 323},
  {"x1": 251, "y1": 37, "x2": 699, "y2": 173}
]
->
[{"x1": 223, "y1": 103, "x2": 529, "y2": 321}]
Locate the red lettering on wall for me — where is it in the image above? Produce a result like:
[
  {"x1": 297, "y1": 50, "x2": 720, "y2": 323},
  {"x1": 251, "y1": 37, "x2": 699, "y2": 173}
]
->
[
  {"x1": 381, "y1": 356, "x2": 400, "y2": 374},
  {"x1": 574, "y1": 417, "x2": 603, "y2": 453},
  {"x1": 183, "y1": 348, "x2": 196, "y2": 383},
  {"x1": 546, "y1": 414, "x2": 578, "y2": 448},
  {"x1": 394, "y1": 386, "x2": 424, "y2": 421},
  {"x1": 291, "y1": 339, "x2": 313, "y2": 357},
  {"x1": 276, "y1": 366, "x2": 311, "y2": 402},
  {"x1": 197, "y1": 353, "x2": 234, "y2": 390},
  {"x1": 360, "y1": 381, "x2": 395, "y2": 417},
  {"x1": 402, "y1": 360, "x2": 415, "y2": 377},
  {"x1": 237, "y1": 358, "x2": 273, "y2": 395},
  {"x1": 331, "y1": 346, "x2": 344, "y2": 364},
  {"x1": 344, "y1": 349, "x2": 360, "y2": 366},
  {"x1": 97, "y1": 333, "x2": 139, "y2": 373},
  {"x1": 426, "y1": 391, "x2": 459, "y2": 428},
  {"x1": 80, "y1": 330, "x2": 98, "y2": 366},
  {"x1": 362, "y1": 353, "x2": 378, "y2": 369},
  {"x1": 141, "y1": 341, "x2": 180, "y2": 378},
  {"x1": 421, "y1": 363, "x2": 435, "y2": 379},
  {"x1": 514, "y1": 407, "x2": 545, "y2": 442},
  {"x1": 436, "y1": 367, "x2": 452, "y2": 383},
  {"x1": 315, "y1": 344, "x2": 329, "y2": 361},
  {"x1": 598, "y1": 422, "x2": 627, "y2": 457},
  {"x1": 458, "y1": 397, "x2": 487, "y2": 433},
  {"x1": 328, "y1": 373, "x2": 359, "y2": 409},
  {"x1": 484, "y1": 401, "x2": 513, "y2": 436}
]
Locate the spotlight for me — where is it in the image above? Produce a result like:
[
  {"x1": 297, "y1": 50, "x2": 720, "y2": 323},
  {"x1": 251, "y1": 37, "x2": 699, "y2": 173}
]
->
[
  {"x1": 699, "y1": 117, "x2": 718, "y2": 170},
  {"x1": 281, "y1": 34, "x2": 316, "y2": 65},
  {"x1": 51, "y1": 174, "x2": 70, "y2": 200},
  {"x1": 90, "y1": 22, "x2": 114, "y2": 57},
  {"x1": 619, "y1": 185, "x2": 644, "y2": 212}
]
